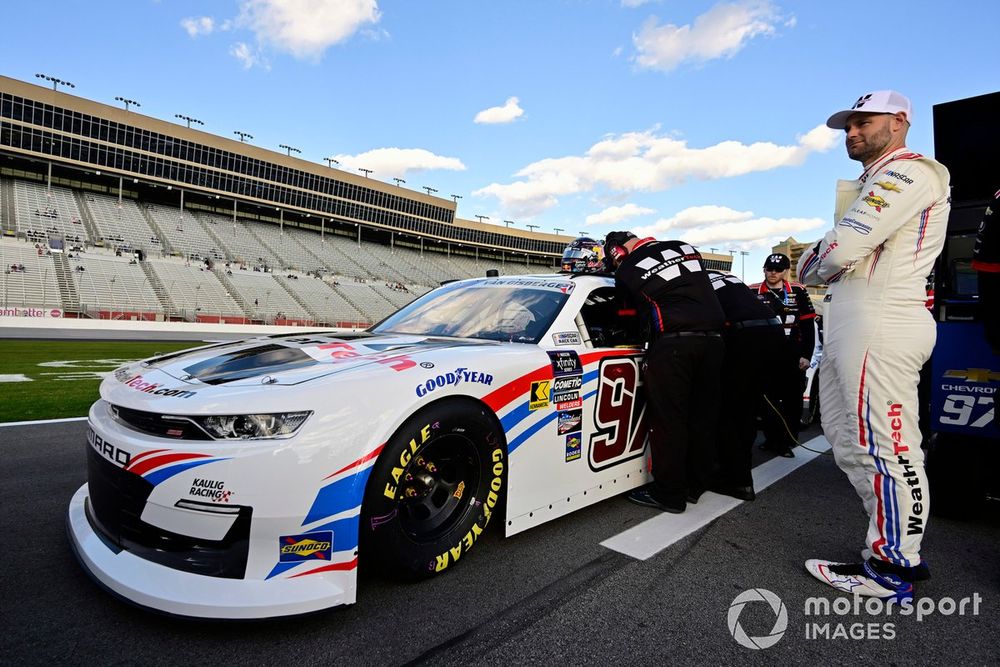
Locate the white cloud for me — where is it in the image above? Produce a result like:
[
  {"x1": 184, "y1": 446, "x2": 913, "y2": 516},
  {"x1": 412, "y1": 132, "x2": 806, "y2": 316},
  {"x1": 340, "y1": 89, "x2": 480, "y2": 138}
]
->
[
  {"x1": 622, "y1": 0, "x2": 658, "y2": 7},
  {"x1": 237, "y1": 0, "x2": 382, "y2": 60},
  {"x1": 181, "y1": 16, "x2": 215, "y2": 37},
  {"x1": 473, "y1": 123, "x2": 836, "y2": 218},
  {"x1": 632, "y1": 1, "x2": 785, "y2": 72},
  {"x1": 632, "y1": 205, "x2": 825, "y2": 248},
  {"x1": 474, "y1": 97, "x2": 525, "y2": 125},
  {"x1": 585, "y1": 203, "x2": 656, "y2": 226},
  {"x1": 329, "y1": 148, "x2": 466, "y2": 179},
  {"x1": 230, "y1": 42, "x2": 265, "y2": 69}
]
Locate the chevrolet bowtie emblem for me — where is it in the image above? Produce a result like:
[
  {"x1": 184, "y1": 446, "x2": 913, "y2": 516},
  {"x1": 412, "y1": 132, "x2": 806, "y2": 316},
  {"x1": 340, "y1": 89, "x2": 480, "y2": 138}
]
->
[{"x1": 943, "y1": 368, "x2": 1000, "y2": 383}]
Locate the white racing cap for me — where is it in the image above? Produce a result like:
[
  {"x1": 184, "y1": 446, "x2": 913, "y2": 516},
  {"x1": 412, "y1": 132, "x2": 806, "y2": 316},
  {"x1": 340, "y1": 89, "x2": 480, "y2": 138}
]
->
[{"x1": 826, "y1": 90, "x2": 912, "y2": 129}]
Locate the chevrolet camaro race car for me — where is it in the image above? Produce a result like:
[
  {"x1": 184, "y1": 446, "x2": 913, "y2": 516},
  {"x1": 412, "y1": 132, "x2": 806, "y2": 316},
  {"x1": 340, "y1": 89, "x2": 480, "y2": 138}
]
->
[{"x1": 68, "y1": 273, "x2": 653, "y2": 619}]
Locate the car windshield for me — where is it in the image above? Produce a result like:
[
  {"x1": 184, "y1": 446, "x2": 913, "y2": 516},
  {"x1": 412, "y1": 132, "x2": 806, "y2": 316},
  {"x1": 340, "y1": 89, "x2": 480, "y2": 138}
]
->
[{"x1": 371, "y1": 277, "x2": 573, "y2": 344}]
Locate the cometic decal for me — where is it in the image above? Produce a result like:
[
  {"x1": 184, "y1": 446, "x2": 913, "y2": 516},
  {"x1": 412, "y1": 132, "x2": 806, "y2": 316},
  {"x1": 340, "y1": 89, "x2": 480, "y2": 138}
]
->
[{"x1": 553, "y1": 375, "x2": 583, "y2": 392}]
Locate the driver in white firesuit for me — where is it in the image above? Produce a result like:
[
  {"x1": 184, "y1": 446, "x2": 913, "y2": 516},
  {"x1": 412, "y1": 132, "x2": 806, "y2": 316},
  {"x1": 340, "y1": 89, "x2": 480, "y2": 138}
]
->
[{"x1": 797, "y1": 90, "x2": 950, "y2": 601}]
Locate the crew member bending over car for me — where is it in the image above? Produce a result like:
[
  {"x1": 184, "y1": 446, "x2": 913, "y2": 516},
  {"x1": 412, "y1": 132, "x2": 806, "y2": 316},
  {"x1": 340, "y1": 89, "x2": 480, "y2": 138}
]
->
[
  {"x1": 605, "y1": 231, "x2": 725, "y2": 514},
  {"x1": 707, "y1": 270, "x2": 785, "y2": 501}
]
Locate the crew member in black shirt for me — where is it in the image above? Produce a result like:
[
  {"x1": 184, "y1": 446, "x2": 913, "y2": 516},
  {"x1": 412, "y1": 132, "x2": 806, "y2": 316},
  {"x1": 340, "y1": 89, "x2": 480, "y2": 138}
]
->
[
  {"x1": 605, "y1": 231, "x2": 725, "y2": 513},
  {"x1": 707, "y1": 270, "x2": 785, "y2": 500},
  {"x1": 750, "y1": 253, "x2": 816, "y2": 456}
]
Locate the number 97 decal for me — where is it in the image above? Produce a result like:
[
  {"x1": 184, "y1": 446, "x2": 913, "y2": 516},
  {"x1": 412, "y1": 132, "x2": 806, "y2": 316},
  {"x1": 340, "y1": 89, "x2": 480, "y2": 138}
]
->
[{"x1": 589, "y1": 357, "x2": 648, "y2": 471}]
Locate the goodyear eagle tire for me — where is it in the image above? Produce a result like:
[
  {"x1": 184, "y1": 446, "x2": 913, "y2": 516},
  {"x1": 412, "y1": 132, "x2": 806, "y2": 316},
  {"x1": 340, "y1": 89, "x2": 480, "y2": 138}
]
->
[{"x1": 361, "y1": 400, "x2": 506, "y2": 578}]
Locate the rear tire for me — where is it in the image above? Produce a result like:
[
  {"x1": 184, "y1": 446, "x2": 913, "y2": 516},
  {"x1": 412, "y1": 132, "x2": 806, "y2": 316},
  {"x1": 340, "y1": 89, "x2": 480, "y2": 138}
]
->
[{"x1": 360, "y1": 400, "x2": 506, "y2": 578}]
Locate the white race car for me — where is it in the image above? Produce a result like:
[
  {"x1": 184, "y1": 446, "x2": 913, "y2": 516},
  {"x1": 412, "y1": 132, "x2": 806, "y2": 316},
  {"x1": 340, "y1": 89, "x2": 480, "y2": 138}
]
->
[{"x1": 68, "y1": 273, "x2": 652, "y2": 619}]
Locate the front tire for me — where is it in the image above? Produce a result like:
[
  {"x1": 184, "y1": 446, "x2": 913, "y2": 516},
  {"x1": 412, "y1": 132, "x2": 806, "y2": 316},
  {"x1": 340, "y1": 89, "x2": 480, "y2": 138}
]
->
[{"x1": 361, "y1": 400, "x2": 506, "y2": 578}]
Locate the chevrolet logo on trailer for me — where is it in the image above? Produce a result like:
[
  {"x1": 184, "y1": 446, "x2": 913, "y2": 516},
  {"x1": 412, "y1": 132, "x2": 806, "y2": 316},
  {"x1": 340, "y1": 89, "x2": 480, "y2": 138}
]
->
[{"x1": 943, "y1": 368, "x2": 1000, "y2": 384}]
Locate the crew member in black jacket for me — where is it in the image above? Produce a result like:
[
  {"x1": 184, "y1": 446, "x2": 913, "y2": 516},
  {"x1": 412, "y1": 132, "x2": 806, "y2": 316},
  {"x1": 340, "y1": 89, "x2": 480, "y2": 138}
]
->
[
  {"x1": 708, "y1": 270, "x2": 785, "y2": 500},
  {"x1": 750, "y1": 253, "x2": 816, "y2": 456},
  {"x1": 605, "y1": 231, "x2": 725, "y2": 513}
]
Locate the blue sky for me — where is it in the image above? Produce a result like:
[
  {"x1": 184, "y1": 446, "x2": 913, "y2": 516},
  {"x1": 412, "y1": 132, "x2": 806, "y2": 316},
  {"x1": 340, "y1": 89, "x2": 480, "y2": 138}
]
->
[{"x1": 4, "y1": 0, "x2": 997, "y2": 278}]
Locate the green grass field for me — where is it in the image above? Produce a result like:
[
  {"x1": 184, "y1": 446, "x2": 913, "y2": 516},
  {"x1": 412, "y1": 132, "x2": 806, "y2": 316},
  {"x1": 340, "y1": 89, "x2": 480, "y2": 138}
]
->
[{"x1": 0, "y1": 340, "x2": 198, "y2": 423}]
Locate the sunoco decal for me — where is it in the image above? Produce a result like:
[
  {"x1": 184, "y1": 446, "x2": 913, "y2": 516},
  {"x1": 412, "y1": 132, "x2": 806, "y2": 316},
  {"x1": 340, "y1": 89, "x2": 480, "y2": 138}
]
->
[
  {"x1": 279, "y1": 531, "x2": 333, "y2": 562},
  {"x1": 565, "y1": 434, "x2": 582, "y2": 462},
  {"x1": 415, "y1": 368, "x2": 494, "y2": 397}
]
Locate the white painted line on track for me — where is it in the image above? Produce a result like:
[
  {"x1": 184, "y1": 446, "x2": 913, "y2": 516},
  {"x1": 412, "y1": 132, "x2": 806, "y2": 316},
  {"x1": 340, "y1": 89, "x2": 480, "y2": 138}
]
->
[
  {"x1": 0, "y1": 416, "x2": 88, "y2": 428},
  {"x1": 601, "y1": 435, "x2": 832, "y2": 561}
]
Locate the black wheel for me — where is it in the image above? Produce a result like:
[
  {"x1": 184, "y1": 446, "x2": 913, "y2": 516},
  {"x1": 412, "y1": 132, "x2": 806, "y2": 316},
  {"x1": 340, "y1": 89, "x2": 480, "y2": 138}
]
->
[{"x1": 361, "y1": 400, "x2": 506, "y2": 578}]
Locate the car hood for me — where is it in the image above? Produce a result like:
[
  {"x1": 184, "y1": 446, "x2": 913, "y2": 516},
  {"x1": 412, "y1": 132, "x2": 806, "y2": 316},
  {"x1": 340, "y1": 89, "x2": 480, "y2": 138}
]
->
[{"x1": 126, "y1": 332, "x2": 497, "y2": 387}]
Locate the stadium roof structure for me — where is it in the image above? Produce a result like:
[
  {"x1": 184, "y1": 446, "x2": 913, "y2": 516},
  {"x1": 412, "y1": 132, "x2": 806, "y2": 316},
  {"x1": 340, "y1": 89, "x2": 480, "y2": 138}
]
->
[{"x1": 0, "y1": 75, "x2": 567, "y2": 260}]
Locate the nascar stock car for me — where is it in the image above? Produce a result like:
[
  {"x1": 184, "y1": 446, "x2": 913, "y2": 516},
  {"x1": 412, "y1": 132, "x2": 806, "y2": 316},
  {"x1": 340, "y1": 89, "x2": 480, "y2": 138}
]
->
[{"x1": 68, "y1": 273, "x2": 654, "y2": 618}]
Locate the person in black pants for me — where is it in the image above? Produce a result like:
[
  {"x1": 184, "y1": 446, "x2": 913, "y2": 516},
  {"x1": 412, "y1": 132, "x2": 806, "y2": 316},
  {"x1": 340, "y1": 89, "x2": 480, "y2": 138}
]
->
[
  {"x1": 707, "y1": 270, "x2": 786, "y2": 500},
  {"x1": 750, "y1": 253, "x2": 816, "y2": 456},
  {"x1": 605, "y1": 231, "x2": 725, "y2": 513}
]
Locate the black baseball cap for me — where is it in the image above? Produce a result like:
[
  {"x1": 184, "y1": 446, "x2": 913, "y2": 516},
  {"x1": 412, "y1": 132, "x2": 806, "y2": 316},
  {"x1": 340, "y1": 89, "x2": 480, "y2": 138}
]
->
[{"x1": 763, "y1": 253, "x2": 790, "y2": 271}]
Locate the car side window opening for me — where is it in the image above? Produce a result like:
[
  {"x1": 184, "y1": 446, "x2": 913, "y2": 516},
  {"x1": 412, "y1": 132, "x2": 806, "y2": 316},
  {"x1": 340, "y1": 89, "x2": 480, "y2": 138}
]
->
[{"x1": 577, "y1": 286, "x2": 641, "y2": 348}]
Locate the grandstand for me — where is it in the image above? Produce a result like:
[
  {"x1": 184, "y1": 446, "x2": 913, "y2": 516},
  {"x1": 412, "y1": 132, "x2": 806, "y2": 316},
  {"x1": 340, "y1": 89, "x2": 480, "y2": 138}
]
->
[{"x1": 0, "y1": 74, "x2": 631, "y2": 327}]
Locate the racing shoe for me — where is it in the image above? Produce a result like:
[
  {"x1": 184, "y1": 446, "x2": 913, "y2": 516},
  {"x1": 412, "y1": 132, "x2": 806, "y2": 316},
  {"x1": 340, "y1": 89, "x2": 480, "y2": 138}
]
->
[
  {"x1": 804, "y1": 559, "x2": 914, "y2": 602},
  {"x1": 627, "y1": 487, "x2": 685, "y2": 514}
]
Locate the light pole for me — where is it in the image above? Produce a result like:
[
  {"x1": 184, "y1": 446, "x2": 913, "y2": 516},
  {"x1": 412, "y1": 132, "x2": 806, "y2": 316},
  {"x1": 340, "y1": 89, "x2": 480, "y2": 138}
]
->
[
  {"x1": 114, "y1": 96, "x2": 140, "y2": 112},
  {"x1": 423, "y1": 186, "x2": 437, "y2": 196},
  {"x1": 279, "y1": 144, "x2": 301, "y2": 157},
  {"x1": 175, "y1": 114, "x2": 203, "y2": 129},
  {"x1": 234, "y1": 130, "x2": 253, "y2": 143},
  {"x1": 358, "y1": 168, "x2": 373, "y2": 178},
  {"x1": 393, "y1": 178, "x2": 405, "y2": 187},
  {"x1": 553, "y1": 228, "x2": 564, "y2": 236},
  {"x1": 324, "y1": 157, "x2": 340, "y2": 168},
  {"x1": 450, "y1": 194, "x2": 462, "y2": 204},
  {"x1": 709, "y1": 247, "x2": 718, "y2": 253},
  {"x1": 35, "y1": 73, "x2": 74, "y2": 91},
  {"x1": 475, "y1": 215, "x2": 490, "y2": 225},
  {"x1": 526, "y1": 224, "x2": 539, "y2": 233},
  {"x1": 740, "y1": 251, "x2": 749, "y2": 281},
  {"x1": 503, "y1": 220, "x2": 514, "y2": 228}
]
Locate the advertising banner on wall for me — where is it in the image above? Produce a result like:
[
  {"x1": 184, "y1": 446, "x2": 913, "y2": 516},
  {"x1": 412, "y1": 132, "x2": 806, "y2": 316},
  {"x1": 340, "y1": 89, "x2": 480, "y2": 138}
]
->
[{"x1": 0, "y1": 306, "x2": 63, "y2": 318}]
